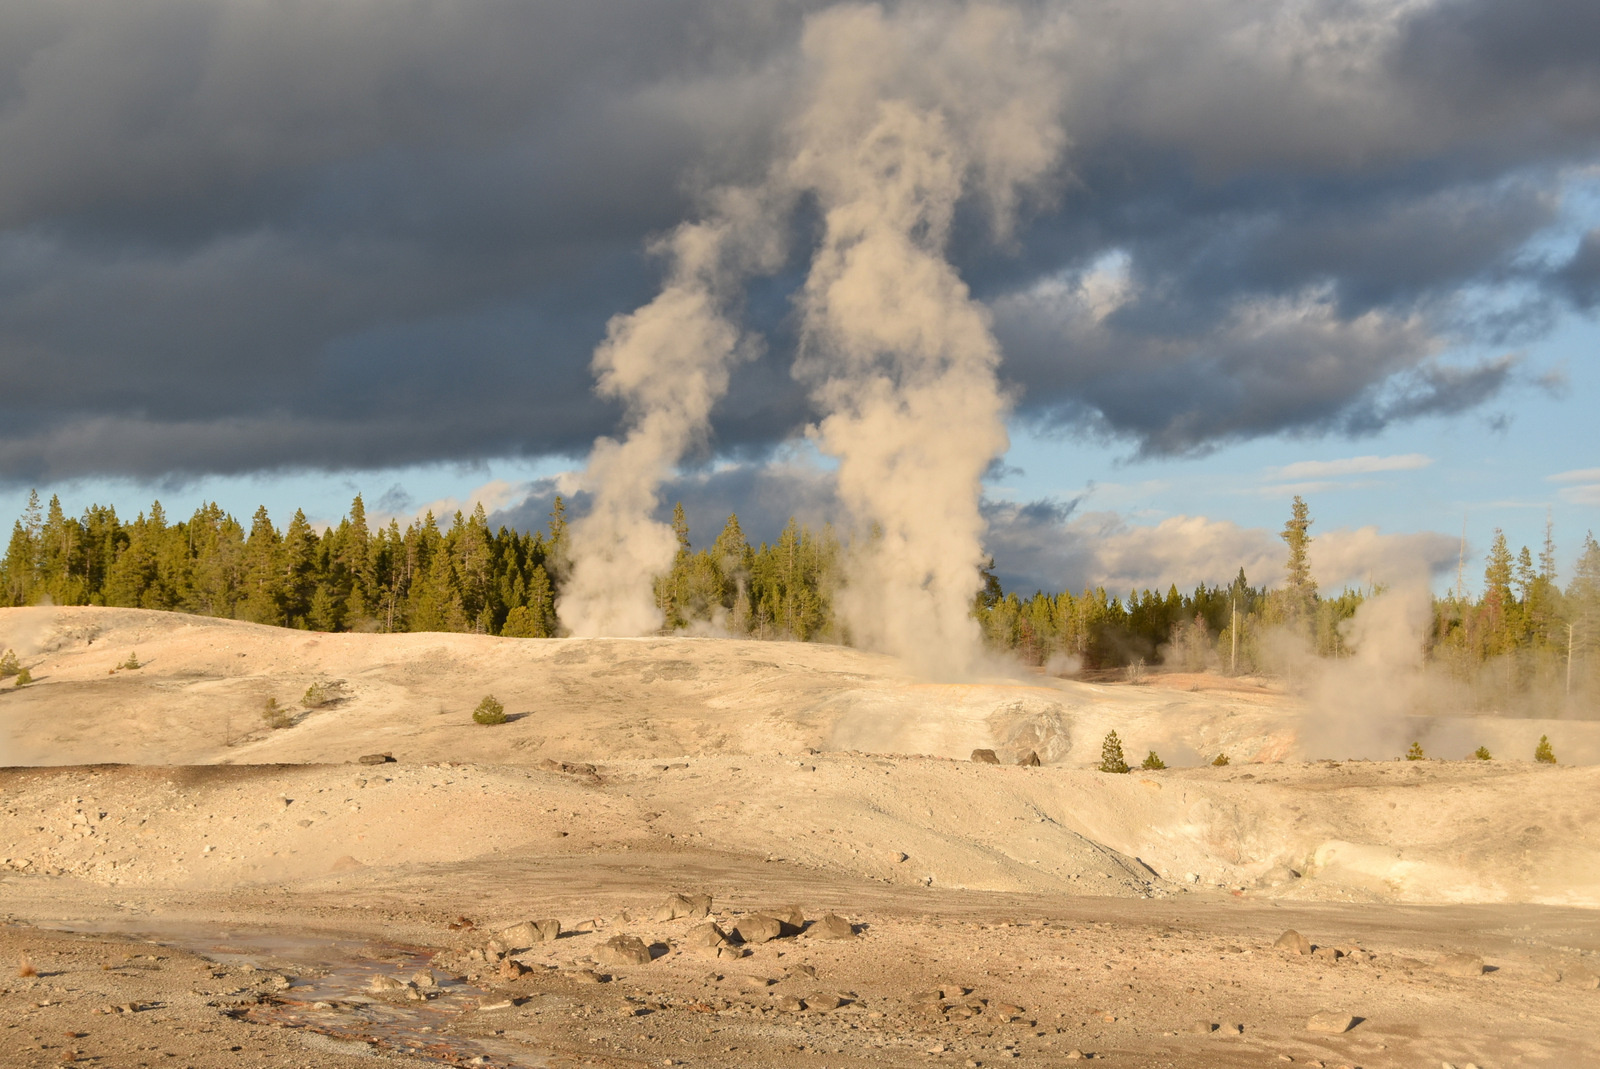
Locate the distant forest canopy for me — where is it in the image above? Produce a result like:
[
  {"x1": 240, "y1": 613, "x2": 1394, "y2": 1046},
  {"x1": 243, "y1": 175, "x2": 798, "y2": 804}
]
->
[{"x1": 1, "y1": 490, "x2": 1597, "y2": 701}]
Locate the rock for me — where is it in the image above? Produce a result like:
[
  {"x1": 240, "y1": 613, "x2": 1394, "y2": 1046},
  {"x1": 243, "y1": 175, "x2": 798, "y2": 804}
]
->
[
  {"x1": 357, "y1": 753, "x2": 395, "y2": 765},
  {"x1": 684, "y1": 922, "x2": 729, "y2": 949},
  {"x1": 1566, "y1": 969, "x2": 1600, "y2": 990},
  {"x1": 1311, "y1": 946, "x2": 1344, "y2": 962},
  {"x1": 594, "y1": 935, "x2": 653, "y2": 967},
  {"x1": 774, "y1": 994, "x2": 805, "y2": 1012},
  {"x1": 811, "y1": 914, "x2": 856, "y2": 940},
  {"x1": 1065, "y1": 1050, "x2": 1085, "y2": 1060},
  {"x1": 807, "y1": 992, "x2": 843, "y2": 1010},
  {"x1": 569, "y1": 968, "x2": 606, "y2": 984},
  {"x1": 498, "y1": 922, "x2": 542, "y2": 950},
  {"x1": 498, "y1": 958, "x2": 530, "y2": 980},
  {"x1": 655, "y1": 894, "x2": 695, "y2": 921},
  {"x1": 715, "y1": 944, "x2": 749, "y2": 959},
  {"x1": 970, "y1": 749, "x2": 1000, "y2": 764},
  {"x1": 1274, "y1": 930, "x2": 1312, "y2": 955},
  {"x1": 766, "y1": 904, "x2": 806, "y2": 928},
  {"x1": 1435, "y1": 953, "x2": 1484, "y2": 978},
  {"x1": 534, "y1": 918, "x2": 562, "y2": 942},
  {"x1": 410, "y1": 969, "x2": 438, "y2": 988},
  {"x1": 368, "y1": 975, "x2": 413, "y2": 998},
  {"x1": 483, "y1": 937, "x2": 508, "y2": 961},
  {"x1": 1219, "y1": 1023, "x2": 1243, "y2": 1035},
  {"x1": 1186, "y1": 1022, "x2": 1216, "y2": 1034},
  {"x1": 1529, "y1": 966, "x2": 1562, "y2": 984},
  {"x1": 1016, "y1": 750, "x2": 1041, "y2": 767},
  {"x1": 1305, "y1": 1011, "x2": 1356, "y2": 1034},
  {"x1": 732, "y1": 915, "x2": 785, "y2": 944}
]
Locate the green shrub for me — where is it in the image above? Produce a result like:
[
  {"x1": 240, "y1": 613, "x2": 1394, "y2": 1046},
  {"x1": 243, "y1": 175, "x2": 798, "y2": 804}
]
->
[
  {"x1": 262, "y1": 698, "x2": 293, "y2": 730},
  {"x1": 472, "y1": 695, "x2": 507, "y2": 726},
  {"x1": 302, "y1": 682, "x2": 330, "y2": 709},
  {"x1": 1211, "y1": 752, "x2": 1230, "y2": 767},
  {"x1": 0, "y1": 649, "x2": 19, "y2": 678},
  {"x1": 1097, "y1": 730, "x2": 1129, "y2": 773},
  {"x1": 1534, "y1": 735, "x2": 1556, "y2": 764},
  {"x1": 14, "y1": 667, "x2": 31, "y2": 686},
  {"x1": 1472, "y1": 745, "x2": 1492, "y2": 761},
  {"x1": 1141, "y1": 750, "x2": 1166, "y2": 770},
  {"x1": 121, "y1": 651, "x2": 142, "y2": 670},
  {"x1": 1406, "y1": 741, "x2": 1425, "y2": 761}
]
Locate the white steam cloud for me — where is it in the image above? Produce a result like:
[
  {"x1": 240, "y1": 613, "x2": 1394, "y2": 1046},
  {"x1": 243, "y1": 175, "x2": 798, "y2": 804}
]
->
[
  {"x1": 560, "y1": 1, "x2": 1068, "y2": 669},
  {"x1": 559, "y1": 190, "x2": 783, "y2": 636},
  {"x1": 790, "y1": 4, "x2": 1065, "y2": 674}
]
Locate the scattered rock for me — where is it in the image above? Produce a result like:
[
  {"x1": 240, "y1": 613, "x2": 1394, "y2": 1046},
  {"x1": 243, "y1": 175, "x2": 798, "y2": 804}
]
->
[
  {"x1": 1435, "y1": 953, "x2": 1484, "y2": 978},
  {"x1": 534, "y1": 918, "x2": 562, "y2": 942},
  {"x1": 1274, "y1": 930, "x2": 1312, "y2": 955},
  {"x1": 1312, "y1": 946, "x2": 1344, "y2": 963},
  {"x1": 732, "y1": 915, "x2": 785, "y2": 944},
  {"x1": 483, "y1": 937, "x2": 508, "y2": 962},
  {"x1": 498, "y1": 922, "x2": 542, "y2": 950},
  {"x1": 684, "y1": 922, "x2": 729, "y2": 949},
  {"x1": 811, "y1": 914, "x2": 856, "y2": 940},
  {"x1": 357, "y1": 753, "x2": 395, "y2": 765},
  {"x1": 1306, "y1": 1011, "x2": 1356, "y2": 1034},
  {"x1": 594, "y1": 935, "x2": 653, "y2": 967},
  {"x1": 410, "y1": 969, "x2": 437, "y2": 988},
  {"x1": 368, "y1": 975, "x2": 415, "y2": 1000},
  {"x1": 970, "y1": 749, "x2": 1000, "y2": 764},
  {"x1": 765, "y1": 904, "x2": 806, "y2": 928},
  {"x1": 807, "y1": 992, "x2": 843, "y2": 1010},
  {"x1": 498, "y1": 958, "x2": 530, "y2": 981},
  {"x1": 1016, "y1": 750, "x2": 1041, "y2": 766},
  {"x1": 773, "y1": 994, "x2": 805, "y2": 1012},
  {"x1": 655, "y1": 894, "x2": 711, "y2": 921},
  {"x1": 569, "y1": 968, "x2": 607, "y2": 984}
]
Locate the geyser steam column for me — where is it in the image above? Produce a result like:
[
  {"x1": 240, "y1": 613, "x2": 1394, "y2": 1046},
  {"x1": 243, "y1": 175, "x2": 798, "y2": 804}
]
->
[
  {"x1": 558, "y1": 194, "x2": 781, "y2": 637},
  {"x1": 559, "y1": 2, "x2": 1064, "y2": 658},
  {"x1": 789, "y1": 5, "x2": 1065, "y2": 675}
]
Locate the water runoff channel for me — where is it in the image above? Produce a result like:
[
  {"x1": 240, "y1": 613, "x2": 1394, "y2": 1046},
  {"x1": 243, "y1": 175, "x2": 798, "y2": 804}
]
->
[{"x1": 42, "y1": 920, "x2": 554, "y2": 1066}]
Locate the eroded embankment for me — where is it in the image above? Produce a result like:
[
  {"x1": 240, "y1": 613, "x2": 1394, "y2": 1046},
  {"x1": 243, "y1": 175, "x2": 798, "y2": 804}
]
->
[{"x1": 2, "y1": 755, "x2": 1594, "y2": 906}]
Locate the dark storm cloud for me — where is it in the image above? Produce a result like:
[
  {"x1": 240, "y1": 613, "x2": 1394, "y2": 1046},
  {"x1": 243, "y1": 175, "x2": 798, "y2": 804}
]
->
[{"x1": 1, "y1": 0, "x2": 1598, "y2": 482}]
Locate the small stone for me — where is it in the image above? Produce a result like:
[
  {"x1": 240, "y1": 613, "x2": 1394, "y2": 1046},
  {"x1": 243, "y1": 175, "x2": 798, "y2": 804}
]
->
[
  {"x1": 971, "y1": 749, "x2": 1000, "y2": 764},
  {"x1": 1065, "y1": 1050, "x2": 1084, "y2": 1060},
  {"x1": 1306, "y1": 1011, "x2": 1356, "y2": 1034},
  {"x1": 534, "y1": 918, "x2": 561, "y2": 942},
  {"x1": 812, "y1": 914, "x2": 856, "y2": 940},
  {"x1": 731, "y1": 915, "x2": 784, "y2": 944},
  {"x1": 1016, "y1": 750, "x2": 1041, "y2": 767},
  {"x1": 684, "y1": 922, "x2": 728, "y2": 948},
  {"x1": 569, "y1": 968, "x2": 606, "y2": 984},
  {"x1": 594, "y1": 935, "x2": 653, "y2": 967},
  {"x1": 367, "y1": 975, "x2": 414, "y2": 999},
  {"x1": 410, "y1": 969, "x2": 437, "y2": 988},
  {"x1": 1311, "y1": 946, "x2": 1343, "y2": 962},
  {"x1": 655, "y1": 894, "x2": 697, "y2": 922},
  {"x1": 1435, "y1": 953, "x2": 1484, "y2": 978},
  {"x1": 1274, "y1": 930, "x2": 1312, "y2": 955},
  {"x1": 498, "y1": 958, "x2": 530, "y2": 980},
  {"x1": 498, "y1": 922, "x2": 542, "y2": 950},
  {"x1": 774, "y1": 995, "x2": 804, "y2": 1012},
  {"x1": 1186, "y1": 1022, "x2": 1216, "y2": 1034},
  {"x1": 357, "y1": 753, "x2": 395, "y2": 765},
  {"x1": 1219, "y1": 1023, "x2": 1243, "y2": 1035},
  {"x1": 484, "y1": 937, "x2": 508, "y2": 961},
  {"x1": 807, "y1": 992, "x2": 843, "y2": 1010}
]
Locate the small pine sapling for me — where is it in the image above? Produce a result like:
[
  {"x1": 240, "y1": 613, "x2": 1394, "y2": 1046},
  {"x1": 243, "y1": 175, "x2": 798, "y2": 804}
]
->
[
  {"x1": 0, "y1": 648, "x2": 19, "y2": 678},
  {"x1": 14, "y1": 667, "x2": 31, "y2": 686},
  {"x1": 1098, "y1": 730, "x2": 1130, "y2": 774},
  {"x1": 302, "y1": 682, "x2": 330, "y2": 709},
  {"x1": 1472, "y1": 746, "x2": 1492, "y2": 761},
  {"x1": 1406, "y1": 741, "x2": 1425, "y2": 761},
  {"x1": 1141, "y1": 751, "x2": 1166, "y2": 770},
  {"x1": 121, "y1": 651, "x2": 142, "y2": 670},
  {"x1": 1211, "y1": 752, "x2": 1230, "y2": 767},
  {"x1": 1534, "y1": 735, "x2": 1557, "y2": 764},
  {"x1": 262, "y1": 698, "x2": 293, "y2": 730},
  {"x1": 473, "y1": 695, "x2": 507, "y2": 726}
]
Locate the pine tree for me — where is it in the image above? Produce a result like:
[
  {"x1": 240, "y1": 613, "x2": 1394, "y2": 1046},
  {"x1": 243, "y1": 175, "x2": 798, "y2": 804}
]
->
[
  {"x1": 1099, "y1": 730, "x2": 1130, "y2": 774},
  {"x1": 1141, "y1": 750, "x2": 1166, "y2": 770},
  {"x1": 1406, "y1": 741, "x2": 1425, "y2": 761},
  {"x1": 1279, "y1": 496, "x2": 1317, "y2": 637},
  {"x1": 1534, "y1": 735, "x2": 1556, "y2": 764},
  {"x1": 1472, "y1": 746, "x2": 1492, "y2": 761}
]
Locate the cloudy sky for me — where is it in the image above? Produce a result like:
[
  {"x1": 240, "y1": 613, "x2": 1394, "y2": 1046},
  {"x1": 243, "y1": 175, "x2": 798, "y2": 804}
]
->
[{"x1": 2, "y1": 0, "x2": 1597, "y2": 595}]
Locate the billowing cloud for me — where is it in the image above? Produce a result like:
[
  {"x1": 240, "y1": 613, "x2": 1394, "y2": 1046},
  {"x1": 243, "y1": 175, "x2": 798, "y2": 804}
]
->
[{"x1": 0, "y1": 0, "x2": 1596, "y2": 482}]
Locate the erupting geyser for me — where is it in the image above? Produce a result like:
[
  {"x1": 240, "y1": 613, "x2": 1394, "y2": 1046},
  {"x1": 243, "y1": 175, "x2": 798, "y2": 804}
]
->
[{"x1": 560, "y1": 1, "x2": 1068, "y2": 675}]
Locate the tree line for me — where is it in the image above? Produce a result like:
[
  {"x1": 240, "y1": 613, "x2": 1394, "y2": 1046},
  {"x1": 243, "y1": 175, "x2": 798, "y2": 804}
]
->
[{"x1": 1, "y1": 490, "x2": 1596, "y2": 706}]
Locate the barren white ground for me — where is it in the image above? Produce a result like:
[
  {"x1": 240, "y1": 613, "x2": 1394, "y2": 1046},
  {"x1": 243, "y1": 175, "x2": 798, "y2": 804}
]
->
[{"x1": 0, "y1": 606, "x2": 1596, "y2": 1069}]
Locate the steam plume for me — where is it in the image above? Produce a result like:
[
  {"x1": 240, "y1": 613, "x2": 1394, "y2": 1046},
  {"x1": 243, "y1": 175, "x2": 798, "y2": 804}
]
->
[
  {"x1": 560, "y1": 1, "x2": 1066, "y2": 662},
  {"x1": 558, "y1": 190, "x2": 781, "y2": 636},
  {"x1": 789, "y1": 4, "x2": 1065, "y2": 674}
]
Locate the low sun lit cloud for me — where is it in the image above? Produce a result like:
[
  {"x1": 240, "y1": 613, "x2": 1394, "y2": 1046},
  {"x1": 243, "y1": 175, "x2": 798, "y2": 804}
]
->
[
  {"x1": 1268, "y1": 454, "x2": 1434, "y2": 480},
  {"x1": 1547, "y1": 468, "x2": 1600, "y2": 506}
]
